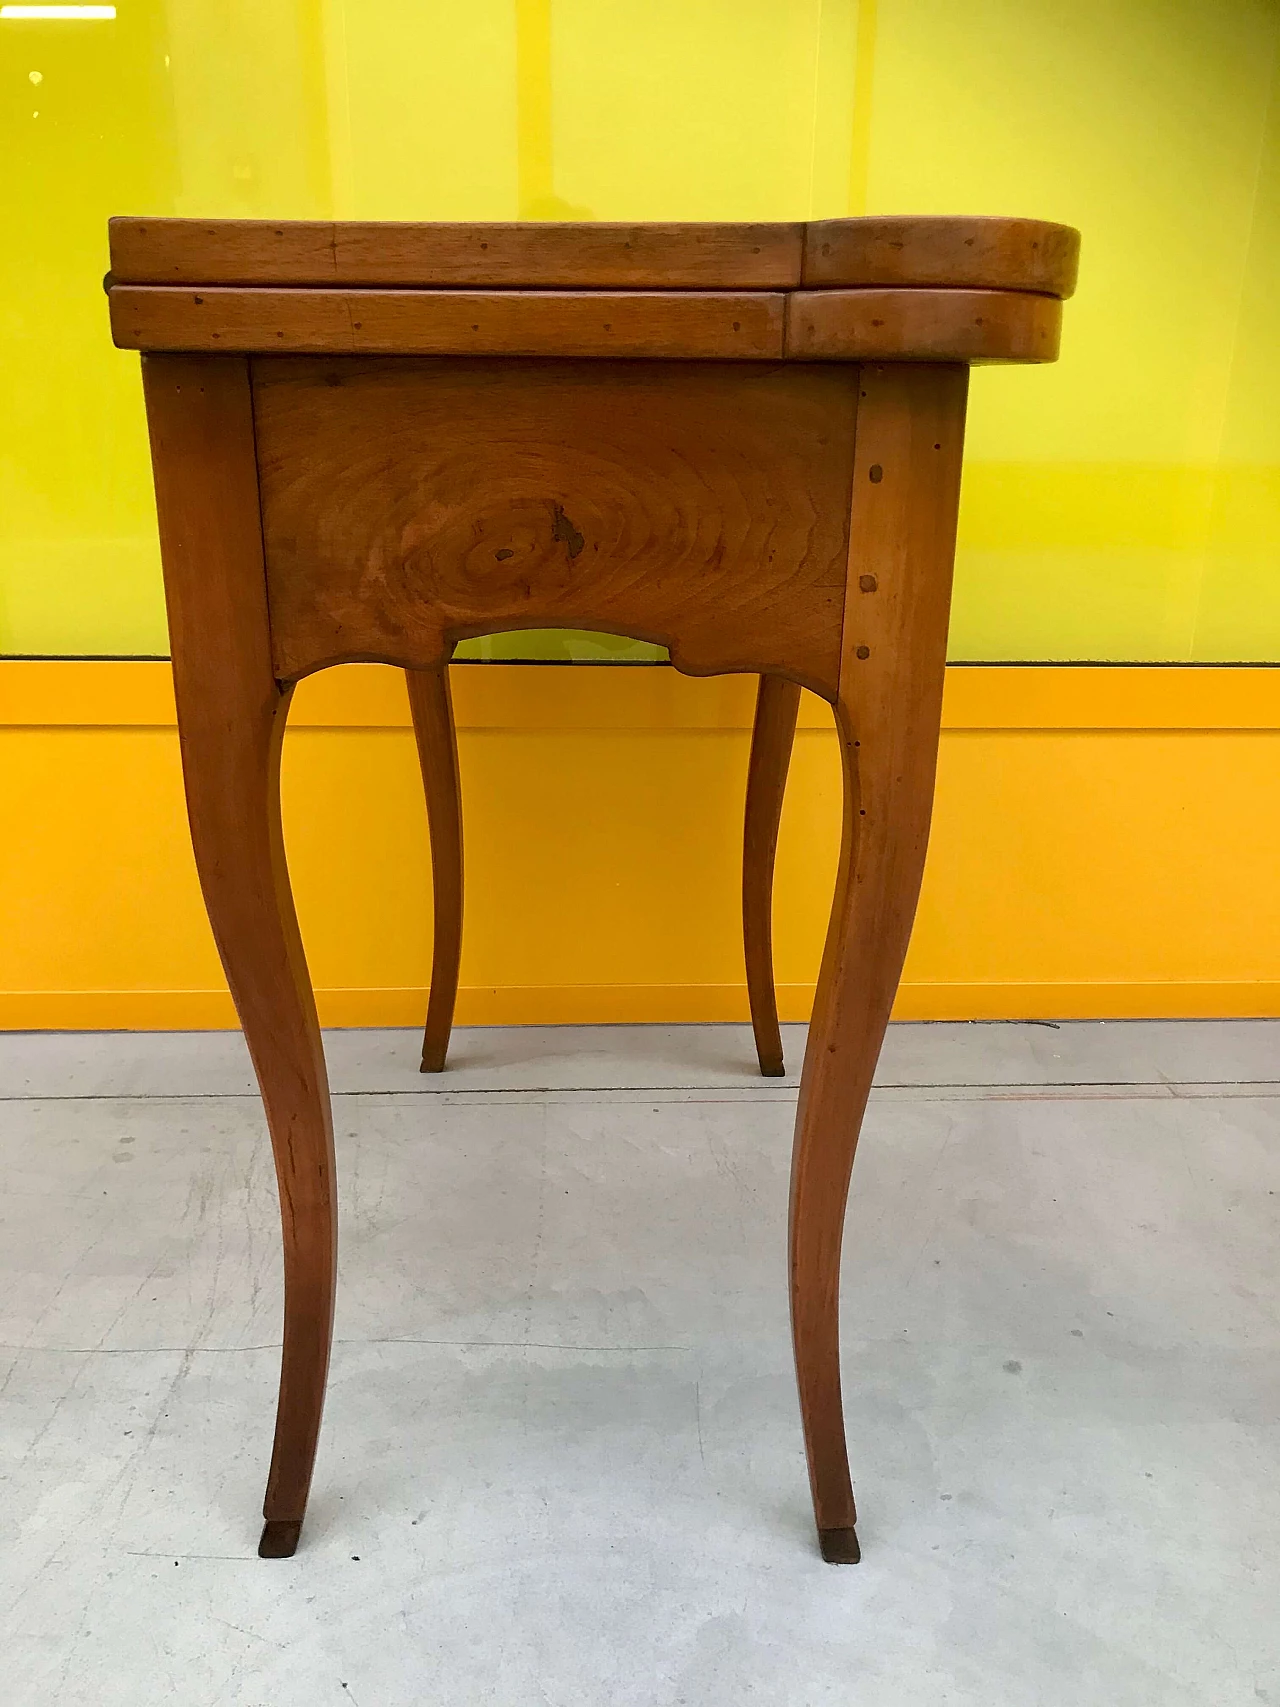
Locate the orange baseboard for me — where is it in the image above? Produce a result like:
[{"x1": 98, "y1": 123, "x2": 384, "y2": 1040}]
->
[
  {"x1": 2, "y1": 979, "x2": 1278, "y2": 1033},
  {"x1": 2, "y1": 661, "x2": 1278, "y2": 1030}
]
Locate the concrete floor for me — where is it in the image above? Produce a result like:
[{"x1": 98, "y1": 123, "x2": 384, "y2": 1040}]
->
[{"x1": 1, "y1": 1019, "x2": 1278, "y2": 1705}]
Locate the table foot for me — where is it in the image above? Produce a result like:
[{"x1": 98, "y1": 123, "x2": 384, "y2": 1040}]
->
[
  {"x1": 818, "y1": 1526, "x2": 861, "y2": 1564},
  {"x1": 259, "y1": 1520, "x2": 302, "y2": 1558},
  {"x1": 419, "y1": 1050, "x2": 447, "y2": 1074}
]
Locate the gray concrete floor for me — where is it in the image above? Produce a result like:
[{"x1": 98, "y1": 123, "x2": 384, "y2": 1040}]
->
[{"x1": 1, "y1": 1019, "x2": 1278, "y2": 1705}]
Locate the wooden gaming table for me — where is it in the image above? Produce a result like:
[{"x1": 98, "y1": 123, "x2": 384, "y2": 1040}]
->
[{"x1": 107, "y1": 213, "x2": 1078, "y2": 1562}]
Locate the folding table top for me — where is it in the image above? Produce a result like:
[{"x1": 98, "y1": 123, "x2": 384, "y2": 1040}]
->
[
  {"x1": 108, "y1": 215, "x2": 1079, "y2": 294},
  {"x1": 106, "y1": 216, "x2": 1079, "y2": 363}
]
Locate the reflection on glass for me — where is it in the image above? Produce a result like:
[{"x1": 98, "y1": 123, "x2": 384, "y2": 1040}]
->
[{"x1": 1, "y1": 1, "x2": 1276, "y2": 661}]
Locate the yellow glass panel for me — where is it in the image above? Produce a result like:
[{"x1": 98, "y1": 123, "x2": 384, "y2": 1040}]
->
[{"x1": 1, "y1": 0, "x2": 1276, "y2": 660}]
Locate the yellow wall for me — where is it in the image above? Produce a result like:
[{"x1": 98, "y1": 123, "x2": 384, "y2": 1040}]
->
[
  {"x1": 2, "y1": 0, "x2": 1278, "y2": 660},
  {"x1": 3, "y1": 663, "x2": 1278, "y2": 1029}
]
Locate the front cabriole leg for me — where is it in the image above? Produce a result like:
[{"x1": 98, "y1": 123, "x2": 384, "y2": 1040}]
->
[
  {"x1": 789, "y1": 363, "x2": 969, "y2": 1562},
  {"x1": 142, "y1": 354, "x2": 338, "y2": 1559}
]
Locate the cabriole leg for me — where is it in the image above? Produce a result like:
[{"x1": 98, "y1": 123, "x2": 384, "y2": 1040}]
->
[
  {"x1": 743, "y1": 675, "x2": 801, "y2": 1075},
  {"x1": 142, "y1": 354, "x2": 337, "y2": 1559},
  {"x1": 789, "y1": 363, "x2": 969, "y2": 1563},
  {"x1": 407, "y1": 664, "x2": 465, "y2": 1073}
]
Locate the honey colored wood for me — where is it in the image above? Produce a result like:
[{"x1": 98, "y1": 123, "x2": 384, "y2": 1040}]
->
[
  {"x1": 139, "y1": 353, "x2": 336, "y2": 1562},
  {"x1": 109, "y1": 217, "x2": 806, "y2": 289},
  {"x1": 789, "y1": 362, "x2": 968, "y2": 1556},
  {"x1": 108, "y1": 286, "x2": 787, "y2": 361},
  {"x1": 120, "y1": 213, "x2": 1072, "y2": 1563},
  {"x1": 786, "y1": 287, "x2": 1062, "y2": 363},
  {"x1": 743, "y1": 676, "x2": 802, "y2": 1076},
  {"x1": 251, "y1": 358, "x2": 855, "y2": 693},
  {"x1": 406, "y1": 665, "x2": 464, "y2": 1073},
  {"x1": 803, "y1": 215, "x2": 1079, "y2": 298}
]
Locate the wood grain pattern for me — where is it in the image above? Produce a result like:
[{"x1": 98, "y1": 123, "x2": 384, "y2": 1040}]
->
[
  {"x1": 786, "y1": 288, "x2": 1062, "y2": 363},
  {"x1": 406, "y1": 665, "x2": 464, "y2": 1074},
  {"x1": 252, "y1": 357, "x2": 857, "y2": 694},
  {"x1": 803, "y1": 215, "x2": 1079, "y2": 298},
  {"x1": 109, "y1": 287, "x2": 787, "y2": 360},
  {"x1": 109, "y1": 217, "x2": 805, "y2": 289},
  {"x1": 743, "y1": 676, "x2": 801, "y2": 1077},
  {"x1": 139, "y1": 353, "x2": 336, "y2": 1560},
  {"x1": 789, "y1": 362, "x2": 969, "y2": 1562}
]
